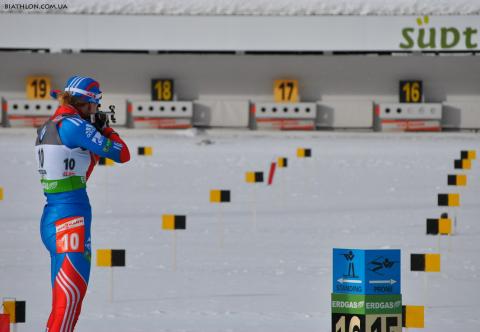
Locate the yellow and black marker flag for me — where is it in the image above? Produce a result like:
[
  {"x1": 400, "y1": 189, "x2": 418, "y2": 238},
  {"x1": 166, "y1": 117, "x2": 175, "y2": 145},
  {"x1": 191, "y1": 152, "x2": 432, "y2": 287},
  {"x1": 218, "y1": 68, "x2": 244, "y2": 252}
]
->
[
  {"x1": 410, "y1": 253, "x2": 440, "y2": 272},
  {"x1": 210, "y1": 190, "x2": 230, "y2": 203},
  {"x1": 2, "y1": 300, "x2": 26, "y2": 323},
  {"x1": 246, "y1": 172, "x2": 264, "y2": 183},
  {"x1": 460, "y1": 150, "x2": 476, "y2": 160},
  {"x1": 438, "y1": 193, "x2": 460, "y2": 207},
  {"x1": 98, "y1": 157, "x2": 114, "y2": 166},
  {"x1": 162, "y1": 215, "x2": 186, "y2": 230},
  {"x1": 454, "y1": 159, "x2": 471, "y2": 170},
  {"x1": 138, "y1": 146, "x2": 153, "y2": 156},
  {"x1": 296, "y1": 148, "x2": 312, "y2": 158},
  {"x1": 97, "y1": 249, "x2": 126, "y2": 267},
  {"x1": 402, "y1": 305, "x2": 424, "y2": 328},
  {"x1": 277, "y1": 157, "x2": 288, "y2": 168},
  {"x1": 0, "y1": 187, "x2": 3, "y2": 200},
  {"x1": 426, "y1": 218, "x2": 452, "y2": 235},
  {"x1": 447, "y1": 174, "x2": 467, "y2": 186}
]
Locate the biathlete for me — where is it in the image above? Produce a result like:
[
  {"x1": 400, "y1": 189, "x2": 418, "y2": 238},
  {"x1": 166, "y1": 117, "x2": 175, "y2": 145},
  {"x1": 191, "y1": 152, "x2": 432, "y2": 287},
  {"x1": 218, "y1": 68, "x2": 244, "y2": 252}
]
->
[{"x1": 35, "y1": 76, "x2": 130, "y2": 332}]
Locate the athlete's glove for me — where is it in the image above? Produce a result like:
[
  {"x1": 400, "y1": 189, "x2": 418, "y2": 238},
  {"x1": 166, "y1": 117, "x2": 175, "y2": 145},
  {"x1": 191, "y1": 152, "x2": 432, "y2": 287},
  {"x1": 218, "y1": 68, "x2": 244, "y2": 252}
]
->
[
  {"x1": 92, "y1": 112, "x2": 110, "y2": 132},
  {"x1": 102, "y1": 127, "x2": 119, "y2": 139}
]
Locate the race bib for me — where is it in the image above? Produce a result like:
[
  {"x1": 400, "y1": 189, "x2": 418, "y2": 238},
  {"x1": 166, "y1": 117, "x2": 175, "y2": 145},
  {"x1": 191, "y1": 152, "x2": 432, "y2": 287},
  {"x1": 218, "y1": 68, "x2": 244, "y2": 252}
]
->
[{"x1": 55, "y1": 216, "x2": 85, "y2": 253}]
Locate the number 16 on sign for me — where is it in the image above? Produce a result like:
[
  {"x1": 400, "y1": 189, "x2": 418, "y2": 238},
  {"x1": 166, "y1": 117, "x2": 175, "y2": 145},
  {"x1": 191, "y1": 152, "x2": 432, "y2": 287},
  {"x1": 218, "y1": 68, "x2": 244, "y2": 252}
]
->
[{"x1": 399, "y1": 80, "x2": 422, "y2": 103}]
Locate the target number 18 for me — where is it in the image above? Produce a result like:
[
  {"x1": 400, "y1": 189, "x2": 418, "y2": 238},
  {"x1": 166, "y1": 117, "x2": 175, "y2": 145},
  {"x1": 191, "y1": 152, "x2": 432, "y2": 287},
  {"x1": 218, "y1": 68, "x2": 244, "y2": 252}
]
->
[{"x1": 151, "y1": 79, "x2": 174, "y2": 101}]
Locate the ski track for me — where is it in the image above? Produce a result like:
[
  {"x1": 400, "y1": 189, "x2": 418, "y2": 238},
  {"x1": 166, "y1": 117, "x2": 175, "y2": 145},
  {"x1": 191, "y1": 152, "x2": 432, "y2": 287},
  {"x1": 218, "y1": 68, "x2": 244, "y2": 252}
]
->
[{"x1": 0, "y1": 129, "x2": 479, "y2": 331}]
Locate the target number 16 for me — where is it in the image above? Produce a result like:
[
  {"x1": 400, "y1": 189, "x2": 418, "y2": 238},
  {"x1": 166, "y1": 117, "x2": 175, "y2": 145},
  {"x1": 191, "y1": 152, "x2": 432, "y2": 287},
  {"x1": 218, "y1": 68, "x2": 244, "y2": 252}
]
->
[{"x1": 399, "y1": 80, "x2": 422, "y2": 103}]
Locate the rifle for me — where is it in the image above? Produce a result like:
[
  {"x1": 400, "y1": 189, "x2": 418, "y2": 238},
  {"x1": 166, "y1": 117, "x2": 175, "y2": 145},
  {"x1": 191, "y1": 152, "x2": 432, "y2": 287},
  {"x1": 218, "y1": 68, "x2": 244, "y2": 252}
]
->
[{"x1": 90, "y1": 105, "x2": 117, "y2": 126}]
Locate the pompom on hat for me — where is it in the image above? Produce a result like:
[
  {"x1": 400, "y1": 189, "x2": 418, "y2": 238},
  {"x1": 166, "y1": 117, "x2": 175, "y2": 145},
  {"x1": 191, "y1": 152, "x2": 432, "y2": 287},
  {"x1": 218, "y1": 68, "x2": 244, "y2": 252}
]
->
[{"x1": 51, "y1": 76, "x2": 102, "y2": 104}]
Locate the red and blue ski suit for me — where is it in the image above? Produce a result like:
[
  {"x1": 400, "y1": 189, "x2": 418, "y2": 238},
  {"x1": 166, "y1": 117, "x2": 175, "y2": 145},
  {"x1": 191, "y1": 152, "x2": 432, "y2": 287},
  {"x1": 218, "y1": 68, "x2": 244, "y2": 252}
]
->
[{"x1": 36, "y1": 105, "x2": 130, "y2": 332}]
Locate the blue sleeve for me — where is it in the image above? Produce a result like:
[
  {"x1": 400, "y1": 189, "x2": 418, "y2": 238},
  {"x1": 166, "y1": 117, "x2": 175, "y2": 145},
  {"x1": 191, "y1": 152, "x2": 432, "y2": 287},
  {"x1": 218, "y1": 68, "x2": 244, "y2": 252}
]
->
[{"x1": 58, "y1": 117, "x2": 125, "y2": 163}]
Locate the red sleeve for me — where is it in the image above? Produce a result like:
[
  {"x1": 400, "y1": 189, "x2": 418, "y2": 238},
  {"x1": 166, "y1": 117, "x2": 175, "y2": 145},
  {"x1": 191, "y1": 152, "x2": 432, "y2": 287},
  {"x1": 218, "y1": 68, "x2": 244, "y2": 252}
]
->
[
  {"x1": 86, "y1": 152, "x2": 100, "y2": 181},
  {"x1": 102, "y1": 127, "x2": 130, "y2": 163}
]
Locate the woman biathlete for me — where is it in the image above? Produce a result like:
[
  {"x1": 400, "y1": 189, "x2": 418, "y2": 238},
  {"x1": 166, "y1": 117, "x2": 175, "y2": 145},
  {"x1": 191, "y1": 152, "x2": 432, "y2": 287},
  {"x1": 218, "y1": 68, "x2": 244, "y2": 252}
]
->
[{"x1": 35, "y1": 76, "x2": 130, "y2": 332}]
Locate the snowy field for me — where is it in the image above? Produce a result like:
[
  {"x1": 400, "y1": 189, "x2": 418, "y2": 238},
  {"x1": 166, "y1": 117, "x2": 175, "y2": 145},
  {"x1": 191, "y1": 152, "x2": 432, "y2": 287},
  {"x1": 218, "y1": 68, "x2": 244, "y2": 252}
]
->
[
  {"x1": 0, "y1": 128, "x2": 479, "y2": 332},
  {"x1": 1, "y1": 0, "x2": 480, "y2": 16}
]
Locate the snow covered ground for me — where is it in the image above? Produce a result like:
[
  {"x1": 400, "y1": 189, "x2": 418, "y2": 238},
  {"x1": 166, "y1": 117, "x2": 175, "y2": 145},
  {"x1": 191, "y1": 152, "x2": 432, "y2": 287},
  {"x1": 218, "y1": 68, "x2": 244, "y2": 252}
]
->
[
  {"x1": 1, "y1": 0, "x2": 480, "y2": 16},
  {"x1": 0, "y1": 128, "x2": 479, "y2": 332}
]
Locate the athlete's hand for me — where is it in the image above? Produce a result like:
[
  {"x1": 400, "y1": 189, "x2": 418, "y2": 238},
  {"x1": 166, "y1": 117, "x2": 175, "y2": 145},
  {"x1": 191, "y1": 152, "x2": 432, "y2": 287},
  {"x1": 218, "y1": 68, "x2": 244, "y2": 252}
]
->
[
  {"x1": 102, "y1": 127, "x2": 118, "y2": 138},
  {"x1": 92, "y1": 112, "x2": 109, "y2": 132}
]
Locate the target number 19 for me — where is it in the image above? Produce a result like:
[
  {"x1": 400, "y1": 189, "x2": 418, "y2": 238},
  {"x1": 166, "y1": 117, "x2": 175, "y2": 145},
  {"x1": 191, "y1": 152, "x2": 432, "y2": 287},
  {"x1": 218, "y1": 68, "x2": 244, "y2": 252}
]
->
[{"x1": 26, "y1": 76, "x2": 51, "y2": 100}]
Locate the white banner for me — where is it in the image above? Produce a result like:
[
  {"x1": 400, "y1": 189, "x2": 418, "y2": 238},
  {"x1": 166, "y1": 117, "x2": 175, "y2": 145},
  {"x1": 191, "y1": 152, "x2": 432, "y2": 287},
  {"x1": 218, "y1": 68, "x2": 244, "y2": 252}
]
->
[{"x1": 0, "y1": 14, "x2": 478, "y2": 51}]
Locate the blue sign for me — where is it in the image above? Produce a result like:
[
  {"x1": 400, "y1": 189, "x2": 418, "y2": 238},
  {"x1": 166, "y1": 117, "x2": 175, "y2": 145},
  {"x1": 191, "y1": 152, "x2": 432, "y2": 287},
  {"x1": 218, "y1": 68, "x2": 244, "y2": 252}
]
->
[
  {"x1": 333, "y1": 249, "x2": 366, "y2": 294},
  {"x1": 365, "y1": 249, "x2": 401, "y2": 294},
  {"x1": 333, "y1": 248, "x2": 401, "y2": 295}
]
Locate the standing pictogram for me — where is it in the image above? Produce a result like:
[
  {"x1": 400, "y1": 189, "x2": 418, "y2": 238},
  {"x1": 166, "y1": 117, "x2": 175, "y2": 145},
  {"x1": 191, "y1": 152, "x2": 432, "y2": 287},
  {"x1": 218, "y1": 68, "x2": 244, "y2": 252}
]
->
[{"x1": 343, "y1": 250, "x2": 358, "y2": 278}]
